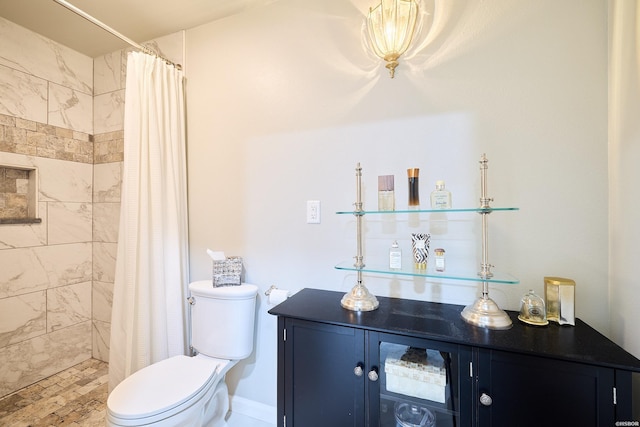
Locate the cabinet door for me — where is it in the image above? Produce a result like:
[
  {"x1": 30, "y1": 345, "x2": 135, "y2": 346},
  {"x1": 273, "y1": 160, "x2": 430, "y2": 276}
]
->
[
  {"x1": 476, "y1": 349, "x2": 615, "y2": 426},
  {"x1": 370, "y1": 332, "x2": 473, "y2": 427},
  {"x1": 283, "y1": 318, "x2": 365, "y2": 427}
]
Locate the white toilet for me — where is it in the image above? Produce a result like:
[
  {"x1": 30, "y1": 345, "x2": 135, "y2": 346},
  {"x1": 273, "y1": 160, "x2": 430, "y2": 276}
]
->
[{"x1": 106, "y1": 280, "x2": 259, "y2": 427}]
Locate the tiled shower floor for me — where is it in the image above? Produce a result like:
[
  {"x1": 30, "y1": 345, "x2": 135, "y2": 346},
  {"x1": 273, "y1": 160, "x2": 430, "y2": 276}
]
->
[{"x1": 0, "y1": 358, "x2": 109, "y2": 426}]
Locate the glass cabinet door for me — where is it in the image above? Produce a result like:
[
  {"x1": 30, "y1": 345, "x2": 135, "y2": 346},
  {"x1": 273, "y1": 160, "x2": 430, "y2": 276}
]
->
[{"x1": 370, "y1": 333, "x2": 472, "y2": 427}]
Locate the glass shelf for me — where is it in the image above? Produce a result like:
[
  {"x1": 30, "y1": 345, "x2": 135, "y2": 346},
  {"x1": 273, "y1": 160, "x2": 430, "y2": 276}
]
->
[
  {"x1": 336, "y1": 207, "x2": 519, "y2": 215},
  {"x1": 335, "y1": 261, "x2": 519, "y2": 284}
]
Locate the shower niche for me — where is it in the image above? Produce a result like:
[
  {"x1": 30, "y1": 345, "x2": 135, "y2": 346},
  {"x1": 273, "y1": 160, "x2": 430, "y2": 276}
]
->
[{"x1": 0, "y1": 164, "x2": 41, "y2": 224}]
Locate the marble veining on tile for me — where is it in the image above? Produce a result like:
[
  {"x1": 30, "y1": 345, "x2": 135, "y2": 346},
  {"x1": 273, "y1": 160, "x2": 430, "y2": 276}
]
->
[
  {"x1": 0, "y1": 291, "x2": 46, "y2": 347},
  {"x1": 37, "y1": 157, "x2": 93, "y2": 202},
  {"x1": 0, "y1": 322, "x2": 92, "y2": 397},
  {"x1": 93, "y1": 91, "x2": 125, "y2": 135},
  {"x1": 0, "y1": 64, "x2": 48, "y2": 123},
  {"x1": 0, "y1": 17, "x2": 92, "y2": 95},
  {"x1": 48, "y1": 83, "x2": 93, "y2": 135},
  {"x1": 94, "y1": 51, "x2": 122, "y2": 96},
  {"x1": 0, "y1": 202, "x2": 47, "y2": 249},
  {"x1": 93, "y1": 162, "x2": 122, "y2": 202},
  {"x1": 47, "y1": 202, "x2": 92, "y2": 245},
  {"x1": 92, "y1": 281, "x2": 114, "y2": 324},
  {"x1": 93, "y1": 202, "x2": 120, "y2": 243},
  {"x1": 91, "y1": 321, "x2": 110, "y2": 363},
  {"x1": 0, "y1": 243, "x2": 92, "y2": 299},
  {"x1": 47, "y1": 281, "x2": 91, "y2": 333},
  {"x1": 0, "y1": 151, "x2": 93, "y2": 202},
  {"x1": 92, "y1": 242, "x2": 117, "y2": 283}
]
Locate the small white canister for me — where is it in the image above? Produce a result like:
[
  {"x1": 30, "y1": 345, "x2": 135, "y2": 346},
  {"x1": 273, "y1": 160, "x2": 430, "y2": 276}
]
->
[{"x1": 544, "y1": 277, "x2": 575, "y2": 326}]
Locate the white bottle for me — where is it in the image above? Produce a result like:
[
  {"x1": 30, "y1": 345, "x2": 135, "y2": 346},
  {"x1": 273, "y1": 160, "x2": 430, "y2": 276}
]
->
[
  {"x1": 430, "y1": 180, "x2": 452, "y2": 209},
  {"x1": 389, "y1": 241, "x2": 402, "y2": 270}
]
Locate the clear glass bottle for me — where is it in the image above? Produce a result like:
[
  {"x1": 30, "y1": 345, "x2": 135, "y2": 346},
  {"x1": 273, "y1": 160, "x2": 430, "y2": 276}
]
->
[
  {"x1": 430, "y1": 180, "x2": 452, "y2": 209},
  {"x1": 389, "y1": 240, "x2": 402, "y2": 270},
  {"x1": 378, "y1": 175, "x2": 395, "y2": 211},
  {"x1": 407, "y1": 168, "x2": 420, "y2": 209},
  {"x1": 434, "y1": 248, "x2": 445, "y2": 272}
]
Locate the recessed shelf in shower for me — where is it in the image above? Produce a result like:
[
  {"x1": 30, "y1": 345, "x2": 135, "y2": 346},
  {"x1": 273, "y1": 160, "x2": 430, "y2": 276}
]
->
[{"x1": 0, "y1": 164, "x2": 41, "y2": 224}]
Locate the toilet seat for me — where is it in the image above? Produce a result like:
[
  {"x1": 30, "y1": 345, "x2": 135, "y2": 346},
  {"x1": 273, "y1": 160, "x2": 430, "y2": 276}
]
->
[{"x1": 107, "y1": 355, "x2": 228, "y2": 425}]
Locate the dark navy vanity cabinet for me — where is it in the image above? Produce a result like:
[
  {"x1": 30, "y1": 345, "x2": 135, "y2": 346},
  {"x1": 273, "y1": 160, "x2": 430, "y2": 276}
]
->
[{"x1": 269, "y1": 288, "x2": 640, "y2": 427}]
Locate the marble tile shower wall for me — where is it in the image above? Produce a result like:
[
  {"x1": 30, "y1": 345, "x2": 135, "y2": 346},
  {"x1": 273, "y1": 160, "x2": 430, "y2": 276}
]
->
[
  {"x1": 0, "y1": 16, "x2": 183, "y2": 398},
  {"x1": 1, "y1": 16, "x2": 96, "y2": 398}
]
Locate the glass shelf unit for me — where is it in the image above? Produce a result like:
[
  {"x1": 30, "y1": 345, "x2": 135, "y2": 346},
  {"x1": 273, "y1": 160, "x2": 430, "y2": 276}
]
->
[
  {"x1": 335, "y1": 205, "x2": 520, "y2": 285},
  {"x1": 334, "y1": 261, "x2": 519, "y2": 284},
  {"x1": 336, "y1": 207, "x2": 519, "y2": 215},
  {"x1": 338, "y1": 156, "x2": 518, "y2": 328}
]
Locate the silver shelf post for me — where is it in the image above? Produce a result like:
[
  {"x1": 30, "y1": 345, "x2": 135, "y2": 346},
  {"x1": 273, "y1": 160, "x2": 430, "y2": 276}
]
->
[
  {"x1": 341, "y1": 163, "x2": 380, "y2": 311},
  {"x1": 460, "y1": 154, "x2": 512, "y2": 329}
]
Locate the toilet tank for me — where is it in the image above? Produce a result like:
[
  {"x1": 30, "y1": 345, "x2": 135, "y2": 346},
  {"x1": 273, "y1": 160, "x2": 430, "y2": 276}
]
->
[{"x1": 188, "y1": 281, "x2": 258, "y2": 360}]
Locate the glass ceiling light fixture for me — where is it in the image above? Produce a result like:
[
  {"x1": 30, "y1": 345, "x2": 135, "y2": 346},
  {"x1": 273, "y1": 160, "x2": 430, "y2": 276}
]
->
[{"x1": 366, "y1": 0, "x2": 420, "y2": 78}]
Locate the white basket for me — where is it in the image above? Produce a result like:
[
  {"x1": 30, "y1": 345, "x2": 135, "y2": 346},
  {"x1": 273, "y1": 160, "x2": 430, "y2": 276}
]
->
[{"x1": 385, "y1": 348, "x2": 447, "y2": 403}]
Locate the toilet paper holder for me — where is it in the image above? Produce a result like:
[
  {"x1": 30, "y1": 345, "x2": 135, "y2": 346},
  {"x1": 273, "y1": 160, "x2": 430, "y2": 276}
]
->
[
  {"x1": 265, "y1": 285, "x2": 278, "y2": 296},
  {"x1": 265, "y1": 285, "x2": 290, "y2": 305}
]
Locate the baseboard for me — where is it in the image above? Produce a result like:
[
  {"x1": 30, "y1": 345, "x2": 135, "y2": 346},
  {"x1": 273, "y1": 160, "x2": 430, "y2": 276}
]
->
[{"x1": 229, "y1": 394, "x2": 277, "y2": 424}]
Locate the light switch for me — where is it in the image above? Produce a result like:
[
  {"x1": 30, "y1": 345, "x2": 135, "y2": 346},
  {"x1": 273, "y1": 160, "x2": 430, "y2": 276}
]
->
[{"x1": 306, "y1": 200, "x2": 321, "y2": 224}]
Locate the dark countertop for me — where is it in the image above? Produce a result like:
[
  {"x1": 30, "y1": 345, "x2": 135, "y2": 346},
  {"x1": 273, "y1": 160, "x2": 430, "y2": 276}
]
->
[{"x1": 268, "y1": 288, "x2": 640, "y2": 372}]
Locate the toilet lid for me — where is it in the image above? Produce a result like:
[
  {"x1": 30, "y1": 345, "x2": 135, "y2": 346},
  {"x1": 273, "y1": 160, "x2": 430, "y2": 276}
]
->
[{"x1": 108, "y1": 355, "x2": 221, "y2": 420}]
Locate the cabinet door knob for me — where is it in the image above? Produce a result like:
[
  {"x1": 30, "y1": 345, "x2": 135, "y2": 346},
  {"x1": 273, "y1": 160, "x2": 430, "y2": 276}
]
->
[
  {"x1": 353, "y1": 364, "x2": 364, "y2": 377},
  {"x1": 480, "y1": 392, "x2": 493, "y2": 406},
  {"x1": 368, "y1": 368, "x2": 379, "y2": 382}
]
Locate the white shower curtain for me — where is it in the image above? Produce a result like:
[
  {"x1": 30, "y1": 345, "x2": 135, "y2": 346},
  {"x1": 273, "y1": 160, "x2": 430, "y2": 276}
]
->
[{"x1": 109, "y1": 51, "x2": 189, "y2": 391}]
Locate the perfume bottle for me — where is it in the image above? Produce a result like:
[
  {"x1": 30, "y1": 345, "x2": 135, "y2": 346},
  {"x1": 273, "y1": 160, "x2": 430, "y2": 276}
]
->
[
  {"x1": 430, "y1": 180, "x2": 452, "y2": 209},
  {"x1": 411, "y1": 233, "x2": 430, "y2": 270},
  {"x1": 434, "y1": 248, "x2": 445, "y2": 272},
  {"x1": 378, "y1": 175, "x2": 395, "y2": 211},
  {"x1": 407, "y1": 168, "x2": 420, "y2": 208},
  {"x1": 389, "y1": 241, "x2": 402, "y2": 270}
]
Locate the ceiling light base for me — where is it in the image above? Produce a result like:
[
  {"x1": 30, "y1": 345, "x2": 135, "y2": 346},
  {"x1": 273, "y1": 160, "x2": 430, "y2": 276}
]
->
[{"x1": 385, "y1": 61, "x2": 399, "y2": 78}]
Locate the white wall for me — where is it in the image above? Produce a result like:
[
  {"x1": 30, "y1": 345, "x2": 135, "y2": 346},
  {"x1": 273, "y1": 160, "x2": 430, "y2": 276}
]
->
[
  {"x1": 609, "y1": 0, "x2": 640, "y2": 414},
  {"x1": 185, "y1": 0, "x2": 616, "y2": 412}
]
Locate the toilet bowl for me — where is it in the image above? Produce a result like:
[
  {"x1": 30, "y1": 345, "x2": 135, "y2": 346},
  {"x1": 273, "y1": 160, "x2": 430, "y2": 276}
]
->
[
  {"x1": 106, "y1": 354, "x2": 234, "y2": 426},
  {"x1": 106, "y1": 281, "x2": 258, "y2": 427}
]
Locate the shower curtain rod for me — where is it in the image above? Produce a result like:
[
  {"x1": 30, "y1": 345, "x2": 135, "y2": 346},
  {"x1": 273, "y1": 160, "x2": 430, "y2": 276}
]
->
[{"x1": 52, "y1": 0, "x2": 181, "y2": 69}]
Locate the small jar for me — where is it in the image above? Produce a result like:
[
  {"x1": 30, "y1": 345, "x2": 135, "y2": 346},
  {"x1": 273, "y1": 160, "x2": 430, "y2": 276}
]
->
[
  {"x1": 518, "y1": 290, "x2": 548, "y2": 325},
  {"x1": 434, "y1": 248, "x2": 445, "y2": 272}
]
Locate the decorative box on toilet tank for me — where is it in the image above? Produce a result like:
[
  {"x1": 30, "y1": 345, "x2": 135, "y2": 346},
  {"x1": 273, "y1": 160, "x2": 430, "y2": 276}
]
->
[{"x1": 212, "y1": 256, "x2": 243, "y2": 287}]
